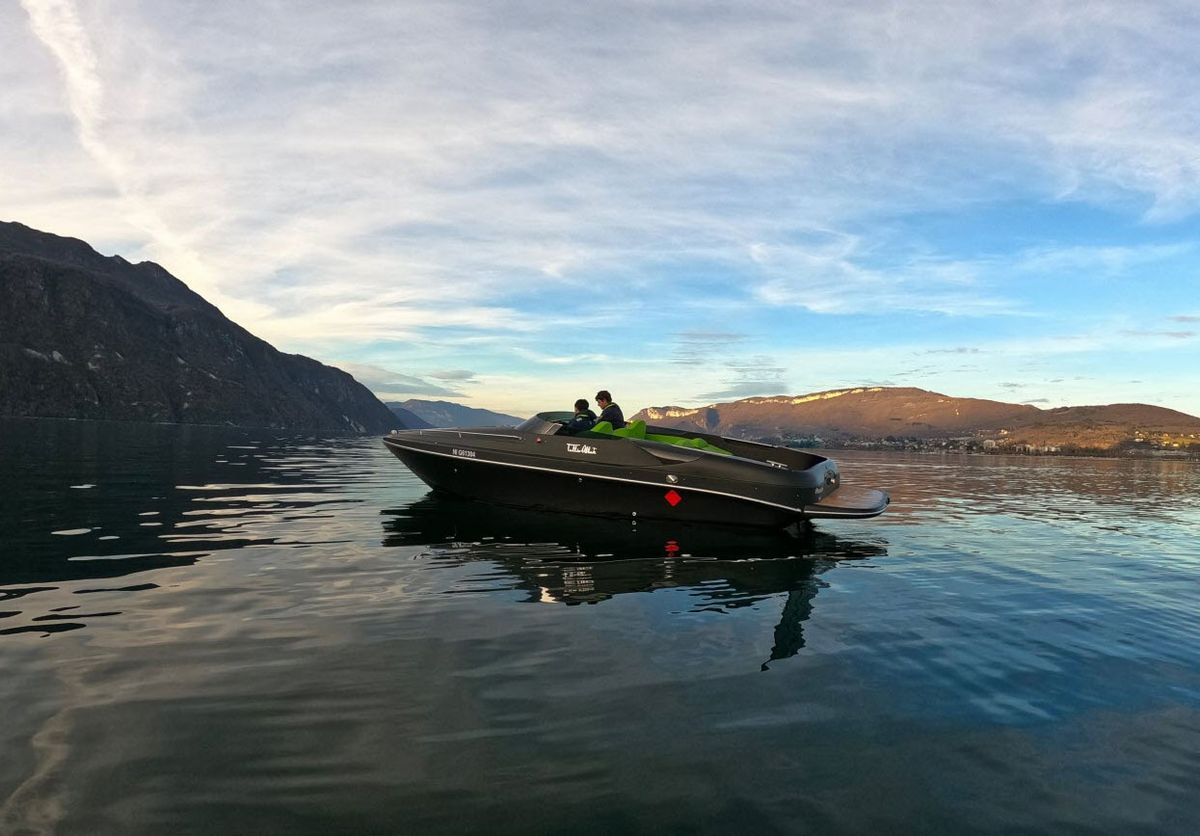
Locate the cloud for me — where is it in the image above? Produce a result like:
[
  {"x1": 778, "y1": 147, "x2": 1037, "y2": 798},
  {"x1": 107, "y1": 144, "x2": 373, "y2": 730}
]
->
[
  {"x1": 1169, "y1": 315, "x2": 1200, "y2": 323},
  {"x1": 669, "y1": 330, "x2": 748, "y2": 365},
  {"x1": 1118, "y1": 329, "x2": 1196, "y2": 340},
  {"x1": 15, "y1": 1, "x2": 1200, "y2": 334},
  {"x1": 428, "y1": 369, "x2": 479, "y2": 382},
  {"x1": 509, "y1": 348, "x2": 615, "y2": 365},
  {"x1": 752, "y1": 237, "x2": 1200, "y2": 318},
  {"x1": 750, "y1": 239, "x2": 1015, "y2": 316},
  {"x1": 17, "y1": 0, "x2": 274, "y2": 327},
  {"x1": 19, "y1": 0, "x2": 116, "y2": 193},
  {"x1": 1013, "y1": 243, "x2": 1194, "y2": 276},
  {"x1": 692, "y1": 354, "x2": 788, "y2": 401},
  {"x1": 693, "y1": 382, "x2": 792, "y2": 401},
  {"x1": 9, "y1": 1, "x2": 1200, "y2": 419},
  {"x1": 332, "y1": 362, "x2": 465, "y2": 397}
]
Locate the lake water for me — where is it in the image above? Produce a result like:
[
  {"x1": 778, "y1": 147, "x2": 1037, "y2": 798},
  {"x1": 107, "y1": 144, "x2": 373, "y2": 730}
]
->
[{"x1": 2, "y1": 418, "x2": 1200, "y2": 835}]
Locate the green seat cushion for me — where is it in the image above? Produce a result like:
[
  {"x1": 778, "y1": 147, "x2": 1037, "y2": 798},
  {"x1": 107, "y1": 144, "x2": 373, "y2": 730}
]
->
[
  {"x1": 644, "y1": 432, "x2": 732, "y2": 456},
  {"x1": 585, "y1": 420, "x2": 730, "y2": 455},
  {"x1": 611, "y1": 420, "x2": 647, "y2": 439}
]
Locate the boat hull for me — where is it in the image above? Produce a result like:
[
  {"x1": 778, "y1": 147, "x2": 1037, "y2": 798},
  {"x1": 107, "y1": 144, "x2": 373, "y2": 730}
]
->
[
  {"x1": 384, "y1": 431, "x2": 888, "y2": 527},
  {"x1": 389, "y1": 442, "x2": 802, "y2": 527}
]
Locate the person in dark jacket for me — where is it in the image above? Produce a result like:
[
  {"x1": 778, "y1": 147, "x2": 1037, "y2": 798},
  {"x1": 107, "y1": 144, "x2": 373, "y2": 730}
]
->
[
  {"x1": 595, "y1": 390, "x2": 626, "y2": 429},
  {"x1": 563, "y1": 398, "x2": 597, "y2": 434}
]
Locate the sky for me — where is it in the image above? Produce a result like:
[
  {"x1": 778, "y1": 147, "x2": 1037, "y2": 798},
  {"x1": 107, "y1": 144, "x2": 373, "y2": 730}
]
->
[{"x1": 4, "y1": 0, "x2": 1199, "y2": 419}]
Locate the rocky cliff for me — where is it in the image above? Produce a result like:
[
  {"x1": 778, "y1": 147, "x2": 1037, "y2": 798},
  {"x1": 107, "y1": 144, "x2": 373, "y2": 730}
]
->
[{"x1": 0, "y1": 221, "x2": 400, "y2": 433}]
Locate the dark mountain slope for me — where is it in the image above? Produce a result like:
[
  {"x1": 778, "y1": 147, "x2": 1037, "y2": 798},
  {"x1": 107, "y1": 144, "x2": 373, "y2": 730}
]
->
[
  {"x1": 0, "y1": 221, "x2": 400, "y2": 433},
  {"x1": 385, "y1": 403, "x2": 433, "y2": 429}
]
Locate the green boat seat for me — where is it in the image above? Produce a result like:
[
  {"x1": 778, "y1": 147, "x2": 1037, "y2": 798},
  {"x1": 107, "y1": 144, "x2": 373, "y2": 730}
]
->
[
  {"x1": 583, "y1": 419, "x2": 731, "y2": 455},
  {"x1": 646, "y1": 433, "x2": 732, "y2": 456},
  {"x1": 612, "y1": 419, "x2": 647, "y2": 439}
]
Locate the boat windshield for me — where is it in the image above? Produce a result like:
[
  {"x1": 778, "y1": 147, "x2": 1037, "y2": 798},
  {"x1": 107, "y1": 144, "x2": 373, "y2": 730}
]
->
[{"x1": 515, "y1": 412, "x2": 573, "y2": 435}]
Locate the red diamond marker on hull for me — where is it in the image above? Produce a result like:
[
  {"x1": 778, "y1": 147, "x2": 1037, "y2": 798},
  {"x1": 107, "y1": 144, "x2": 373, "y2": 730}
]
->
[{"x1": 664, "y1": 489, "x2": 682, "y2": 506}]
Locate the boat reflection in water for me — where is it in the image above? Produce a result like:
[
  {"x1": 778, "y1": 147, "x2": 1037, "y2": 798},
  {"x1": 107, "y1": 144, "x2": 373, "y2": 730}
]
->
[{"x1": 382, "y1": 495, "x2": 888, "y2": 669}]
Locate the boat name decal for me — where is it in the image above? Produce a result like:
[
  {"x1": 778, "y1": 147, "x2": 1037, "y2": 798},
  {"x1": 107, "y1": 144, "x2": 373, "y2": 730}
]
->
[
  {"x1": 451, "y1": 448, "x2": 477, "y2": 458},
  {"x1": 566, "y1": 442, "x2": 598, "y2": 455}
]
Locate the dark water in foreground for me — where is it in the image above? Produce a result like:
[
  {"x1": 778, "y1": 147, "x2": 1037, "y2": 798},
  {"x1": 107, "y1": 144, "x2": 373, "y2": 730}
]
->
[{"x1": 2, "y1": 419, "x2": 1200, "y2": 835}]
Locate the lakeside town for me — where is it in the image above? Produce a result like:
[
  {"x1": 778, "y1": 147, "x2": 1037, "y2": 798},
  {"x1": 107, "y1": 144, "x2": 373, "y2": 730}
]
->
[{"x1": 785, "y1": 431, "x2": 1200, "y2": 458}]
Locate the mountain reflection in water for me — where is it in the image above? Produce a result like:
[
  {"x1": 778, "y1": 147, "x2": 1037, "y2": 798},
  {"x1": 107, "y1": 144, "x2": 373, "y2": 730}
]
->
[{"x1": 383, "y1": 496, "x2": 887, "y2": 667}]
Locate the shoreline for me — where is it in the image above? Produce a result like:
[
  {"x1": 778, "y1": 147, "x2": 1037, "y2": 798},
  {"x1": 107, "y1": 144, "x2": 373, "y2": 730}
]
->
[
  {"x1": 4, "y1": 414, "x2": 1196, "y2": 460},
  {"x1": 0, "y1": 414, "x2": 387, "y2": 437}
]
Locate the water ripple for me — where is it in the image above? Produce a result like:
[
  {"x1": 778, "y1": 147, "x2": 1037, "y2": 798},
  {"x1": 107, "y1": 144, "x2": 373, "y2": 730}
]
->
[{"x1": 2, "y1": 424, "x2": 1200, "y2": 833}]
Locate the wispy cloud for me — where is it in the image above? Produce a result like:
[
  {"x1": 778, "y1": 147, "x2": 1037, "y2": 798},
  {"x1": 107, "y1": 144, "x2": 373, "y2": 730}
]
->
[
  {"x1": 17, "y1": 2, "x2": 1200, "y2": 324},
  {"x1": 669, "y1": 330, "x2": 749, "y2": 365},
  {"x1": 8, "y1": 0, "x2": 1200, "y2": 417},
  {"x1": 693, "y1": 382, "x2": 790, "y2": 401},
  {"x1": 508, "y1": 348, "x2": 616, "y2": 366},
  {"x1": 20, "y1": 0, "x2": 118, "y2": 194},
  {"x1": 428, "y1": 369, "x2": 479, "y2": 383},
  {"x1": 692, "y1": 355, "x2": 789, "y2": 402},
  {"x1": 1013, "y1": 243, "x2": 1194, "y2": 276},
  {"x1": 1119, "y1": 329, "x2": 1196, "y2": 340},
  {"x1": 17, "y1": 0, "x2": 267, "y2": 325},
  {"x1": 750, "y1": 238, "x2": 1016, "y2": 316},
  {"x1": 332, "y1": 362, "x2": 465, "y2": 398}
]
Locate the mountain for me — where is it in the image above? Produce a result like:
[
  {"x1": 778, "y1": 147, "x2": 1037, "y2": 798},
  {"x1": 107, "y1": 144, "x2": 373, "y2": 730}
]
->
[
  {"x1": 636, "y1": 388, "x2": 1037, "y2": 439},
  {"x1": 633, "y1": 387, "x2": 1200, "y2": 452},
  {"x1": 394, "y1": 399, "x2": 522, "y2": 428},
  {"x1": 999, "y1": 403, "x2": 1200, "y2": 450},
  {"x1": 384, "y1": 403, "x2": 433, "y2": 429},
  {"x1": 0, "y1": 221, "x2": 403, "y2": 433}
]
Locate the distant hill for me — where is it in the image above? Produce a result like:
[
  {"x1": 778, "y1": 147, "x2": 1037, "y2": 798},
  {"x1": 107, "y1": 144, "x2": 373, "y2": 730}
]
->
[
  {"x1": 1000, "y1": 403, "x2": 1200, "y2": 450},
  {"x1": 0, "y1": 221, "x2": 401, "y2": 433},
  {"x1": 393, "y1": 399, "x2": 522, "y2": 428},
  {"x1": 634, "y1": 387, "x2": 1200, "y2": 452}
]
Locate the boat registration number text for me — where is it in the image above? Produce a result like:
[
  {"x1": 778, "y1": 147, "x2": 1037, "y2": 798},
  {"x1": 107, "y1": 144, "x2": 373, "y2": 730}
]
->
[{"x1": 452, "y1": 448, "x2": 477, "y2": 458}]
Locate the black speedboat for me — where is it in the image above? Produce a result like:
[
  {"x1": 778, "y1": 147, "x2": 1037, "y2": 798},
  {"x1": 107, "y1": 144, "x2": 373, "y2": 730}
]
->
[{"x1": 383, "y1": 411, "x2": 889, "y2": 528}]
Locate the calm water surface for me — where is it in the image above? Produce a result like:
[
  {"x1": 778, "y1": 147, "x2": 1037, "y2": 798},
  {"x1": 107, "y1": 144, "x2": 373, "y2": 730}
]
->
[{"x1": 2, "y1": 419, "x2": 1200, "y2": 835}]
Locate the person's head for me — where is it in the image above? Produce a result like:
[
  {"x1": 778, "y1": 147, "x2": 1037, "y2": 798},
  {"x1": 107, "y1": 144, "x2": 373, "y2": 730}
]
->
[
  {"x1": 595, "y1": 390, "x2": 612, "y2": 407},
  {"x1": 574, "y1": 398, "x2": 590, "y2": 413}
]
